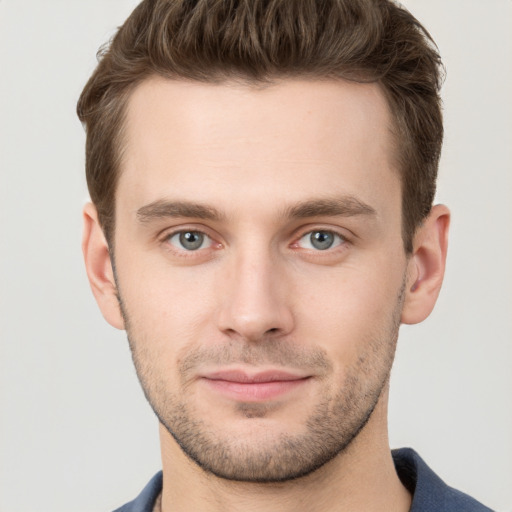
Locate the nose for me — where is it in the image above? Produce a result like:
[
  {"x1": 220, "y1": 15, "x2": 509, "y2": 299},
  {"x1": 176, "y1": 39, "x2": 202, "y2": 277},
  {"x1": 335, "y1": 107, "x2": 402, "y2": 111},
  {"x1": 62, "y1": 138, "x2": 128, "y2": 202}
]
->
[{"x1": 216, "y1": 247, "x2": 295, "y2": 342}]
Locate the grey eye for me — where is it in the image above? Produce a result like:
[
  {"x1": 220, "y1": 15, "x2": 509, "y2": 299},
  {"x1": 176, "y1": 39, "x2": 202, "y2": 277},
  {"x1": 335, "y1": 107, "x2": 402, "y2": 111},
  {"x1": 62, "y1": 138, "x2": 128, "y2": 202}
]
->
[
  {"x1": 169, "y1": 231, "x2": 208, "y2": 251},
  {"x1": 310, "y1": 231, "x2": 334, "y2": 250},
  {"x1": 298, "y1": 230, "x2": 343, "y2": 251}
]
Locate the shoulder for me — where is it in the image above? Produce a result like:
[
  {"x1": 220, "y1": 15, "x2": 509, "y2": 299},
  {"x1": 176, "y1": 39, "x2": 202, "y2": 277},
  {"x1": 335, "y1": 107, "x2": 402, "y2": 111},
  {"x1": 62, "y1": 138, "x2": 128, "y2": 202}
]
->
[
  {"x1": 393, "y1": 448, "x2": 494, "y2": 512},
  {"x1": 112, "y1": 471, "x2": 163, "y2": 512}
]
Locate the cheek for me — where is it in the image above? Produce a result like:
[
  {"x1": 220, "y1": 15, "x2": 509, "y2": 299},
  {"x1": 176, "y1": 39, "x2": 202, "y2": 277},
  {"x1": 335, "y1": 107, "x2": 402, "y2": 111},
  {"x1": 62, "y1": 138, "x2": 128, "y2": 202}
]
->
[
  {"x1": 293, "y1": 259, "x2": 404, "y2": 361},
  {"x1": 116, "y1": 256, "x2": 219, "y2": 357}
]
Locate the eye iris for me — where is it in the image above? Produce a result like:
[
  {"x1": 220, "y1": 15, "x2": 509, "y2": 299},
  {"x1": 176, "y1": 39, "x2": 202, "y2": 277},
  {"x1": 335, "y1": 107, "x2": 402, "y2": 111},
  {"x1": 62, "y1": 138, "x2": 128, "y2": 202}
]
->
[
  {"x1": 179, "y1": 231, "x2": 204, "y2": 250},
  {"x1": 310, "y1": 231, "x2": 334, "y2": 250}
]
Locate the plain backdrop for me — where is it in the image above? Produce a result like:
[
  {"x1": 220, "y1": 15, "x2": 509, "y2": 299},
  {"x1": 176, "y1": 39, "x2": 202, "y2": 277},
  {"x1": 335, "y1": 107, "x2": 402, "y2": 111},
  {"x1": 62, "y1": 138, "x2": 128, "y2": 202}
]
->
[{"x1": 1, "y1": 1, "x2": 511, "y2": 511}]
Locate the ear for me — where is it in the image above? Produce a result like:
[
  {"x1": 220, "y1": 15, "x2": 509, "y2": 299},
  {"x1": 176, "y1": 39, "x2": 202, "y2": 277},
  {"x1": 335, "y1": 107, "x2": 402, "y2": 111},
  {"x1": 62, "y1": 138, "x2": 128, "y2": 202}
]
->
[
  {"x1": 401, "y1": 204, "x2": 450, "y2": 325},
  {"x1": 82, "y1": 203, "x2": 125, "y2": 330}
]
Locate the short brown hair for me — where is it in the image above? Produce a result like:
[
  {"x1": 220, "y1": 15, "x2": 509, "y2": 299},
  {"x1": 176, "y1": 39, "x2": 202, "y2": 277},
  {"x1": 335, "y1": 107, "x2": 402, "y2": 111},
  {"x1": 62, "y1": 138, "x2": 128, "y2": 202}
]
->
[{"x1": 77, "y1": 0, "x2": 444, "y2": 252}]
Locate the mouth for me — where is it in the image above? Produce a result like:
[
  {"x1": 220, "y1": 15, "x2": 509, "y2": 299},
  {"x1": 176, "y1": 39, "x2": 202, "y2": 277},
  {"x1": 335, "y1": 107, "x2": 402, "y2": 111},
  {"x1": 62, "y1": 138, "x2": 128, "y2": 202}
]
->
[{"x1": 200, "y1": 369, "x2": 312, "y2": 402}]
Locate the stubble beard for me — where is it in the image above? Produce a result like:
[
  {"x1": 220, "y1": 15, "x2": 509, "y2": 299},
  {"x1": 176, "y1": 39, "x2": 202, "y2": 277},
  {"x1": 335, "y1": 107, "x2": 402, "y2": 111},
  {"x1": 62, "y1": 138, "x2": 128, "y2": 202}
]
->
[{"x1": 118, "y1": 284, "x2": 404, "y2": 483}]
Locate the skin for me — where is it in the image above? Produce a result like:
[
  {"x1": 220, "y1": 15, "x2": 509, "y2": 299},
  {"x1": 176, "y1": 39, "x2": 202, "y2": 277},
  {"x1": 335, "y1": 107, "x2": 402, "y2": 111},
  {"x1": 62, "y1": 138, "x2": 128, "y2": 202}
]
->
[{"x1": 83, "y1": 77, "x2": 449, "y2": 512}]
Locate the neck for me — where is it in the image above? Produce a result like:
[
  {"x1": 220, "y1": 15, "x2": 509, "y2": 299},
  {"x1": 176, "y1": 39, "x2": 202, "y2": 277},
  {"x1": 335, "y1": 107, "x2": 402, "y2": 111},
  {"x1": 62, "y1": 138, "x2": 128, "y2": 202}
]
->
[{"x1": 158, "y1": 387, "x2": 410, "y2": 512}]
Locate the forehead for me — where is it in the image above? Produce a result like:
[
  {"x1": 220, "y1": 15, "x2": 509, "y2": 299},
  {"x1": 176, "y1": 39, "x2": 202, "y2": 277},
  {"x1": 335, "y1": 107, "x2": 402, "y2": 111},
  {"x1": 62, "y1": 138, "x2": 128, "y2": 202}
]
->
[{"x1": 118, "y1": 77, "x2": 399, "y2": 220}]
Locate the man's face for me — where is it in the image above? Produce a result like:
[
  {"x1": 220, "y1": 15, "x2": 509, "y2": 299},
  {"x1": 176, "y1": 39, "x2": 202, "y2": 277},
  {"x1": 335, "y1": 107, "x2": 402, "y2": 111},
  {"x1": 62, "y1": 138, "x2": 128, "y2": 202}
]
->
[{"x1": 112, "y1": 77, "x2": 409, "y2": 481}]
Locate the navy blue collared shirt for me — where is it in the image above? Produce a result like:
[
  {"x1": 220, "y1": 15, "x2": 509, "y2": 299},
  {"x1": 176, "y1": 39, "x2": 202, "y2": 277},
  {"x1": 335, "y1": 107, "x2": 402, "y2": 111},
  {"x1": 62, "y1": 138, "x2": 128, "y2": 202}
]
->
[{"x1": 113, "y1": 448, "x2": 493, "y2": 511}]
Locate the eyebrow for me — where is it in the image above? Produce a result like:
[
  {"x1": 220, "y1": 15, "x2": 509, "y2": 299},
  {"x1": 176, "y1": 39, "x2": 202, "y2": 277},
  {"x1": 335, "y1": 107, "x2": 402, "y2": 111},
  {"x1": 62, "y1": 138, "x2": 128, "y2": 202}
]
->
[
  {"x1": 136, "y1": 195, "x2": 376, "y2": 224},
  {"x1": 283, "y1": 196, "x2": 377, "y2": 219},
  {"x1": 137, "y1": 200, "x2": 224, "y2": 223}
]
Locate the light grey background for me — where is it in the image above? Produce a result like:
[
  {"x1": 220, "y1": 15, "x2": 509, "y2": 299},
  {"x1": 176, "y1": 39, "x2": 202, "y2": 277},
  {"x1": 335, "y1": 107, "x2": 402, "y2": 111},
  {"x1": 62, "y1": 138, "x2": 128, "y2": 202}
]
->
[{"x1": 0, "y1": 1, "x2": 510, "y2": 511}]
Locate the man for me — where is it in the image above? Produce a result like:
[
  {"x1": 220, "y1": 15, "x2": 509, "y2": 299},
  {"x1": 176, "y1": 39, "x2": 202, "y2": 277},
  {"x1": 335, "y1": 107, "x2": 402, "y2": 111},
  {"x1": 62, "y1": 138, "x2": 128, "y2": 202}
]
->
[{"x1": 77, "y1": 0, "x2": 493, "y2": 510}]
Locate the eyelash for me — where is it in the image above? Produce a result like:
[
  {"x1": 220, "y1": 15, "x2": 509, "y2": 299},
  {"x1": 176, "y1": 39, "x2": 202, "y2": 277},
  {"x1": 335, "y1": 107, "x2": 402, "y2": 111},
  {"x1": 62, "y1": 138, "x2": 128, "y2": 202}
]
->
[
  {"x1": 160, "y1": 227, "x2": 350, "y2": 256},
  {"x1": 161, "y1": 227, "x2": 220, "y2": 256},
  {"x1": 293, "y1": 229, "x2": 347, "y2": 251}
]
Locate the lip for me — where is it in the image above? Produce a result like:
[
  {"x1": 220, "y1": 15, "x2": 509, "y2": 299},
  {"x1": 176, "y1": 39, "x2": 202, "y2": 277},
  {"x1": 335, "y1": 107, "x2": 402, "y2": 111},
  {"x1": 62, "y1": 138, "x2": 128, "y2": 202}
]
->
[{"x1": 200, "y1": 369, "x2": 311, "y2": 401}]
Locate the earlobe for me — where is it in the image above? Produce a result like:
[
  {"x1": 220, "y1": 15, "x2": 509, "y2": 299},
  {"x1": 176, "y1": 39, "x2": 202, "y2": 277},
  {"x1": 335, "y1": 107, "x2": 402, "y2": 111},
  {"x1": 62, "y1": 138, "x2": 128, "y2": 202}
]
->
[
  {"x1": 82, "y1": 203, "x2": 125, "y2": 330},
  {"x1": 401, "y1": 204, "x2": 450, "y2": 325}
]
